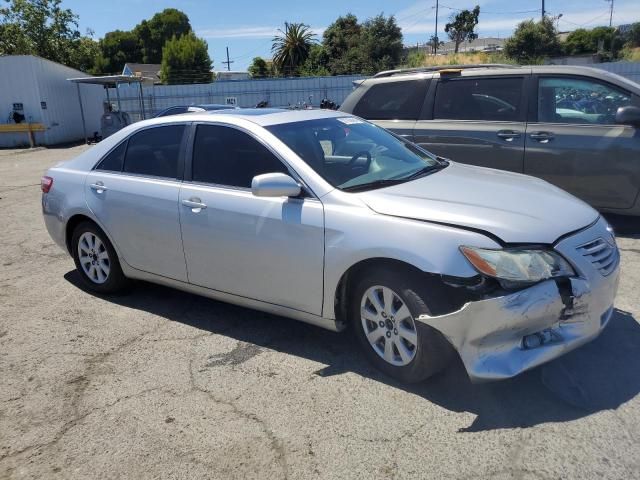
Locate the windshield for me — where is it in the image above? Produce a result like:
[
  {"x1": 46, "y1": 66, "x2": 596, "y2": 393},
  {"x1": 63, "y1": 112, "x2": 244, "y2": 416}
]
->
[{"x1": 266, "y1": 117, "x2": 444, "y2": 191}]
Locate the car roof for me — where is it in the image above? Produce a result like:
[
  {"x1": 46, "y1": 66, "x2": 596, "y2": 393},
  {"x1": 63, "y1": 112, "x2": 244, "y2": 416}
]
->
[
  {"x1": 364, "y1": 64, "x2": 640, "y2": 94},
  {"x1": 139, "y1": 108, "x2": 352, "y2": 129}
]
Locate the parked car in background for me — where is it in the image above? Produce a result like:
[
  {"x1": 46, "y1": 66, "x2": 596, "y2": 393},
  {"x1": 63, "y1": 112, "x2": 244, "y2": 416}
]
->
[
  {"x1": 154, "y1": 103, "x2": 238, "y2": 117},
  {"x1": 42, "y1": 109, "x2": 619, "y2": 383},
  {"x1": 340, "y1": 65, "x2": 640, "y2": 216}
]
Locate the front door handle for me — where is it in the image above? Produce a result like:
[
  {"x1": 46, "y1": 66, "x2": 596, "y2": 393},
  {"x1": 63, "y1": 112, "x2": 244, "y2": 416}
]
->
[
  {"x1": 90, "y1": 182, "x2": 107, "y2": 193},
  {"x1": 496, "y1": 130, "x2": 521, "y2": 142},
  {"x1": 182, "y1": 198, "x2": 207, "y2": 212},
  {"x1": 529, "y1": 131, "x2": 555, "y2": 143}
]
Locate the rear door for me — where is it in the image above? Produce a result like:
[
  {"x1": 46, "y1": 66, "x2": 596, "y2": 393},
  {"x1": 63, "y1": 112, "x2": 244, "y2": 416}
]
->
[
  {"x1": 413, "y1": 74, "x2": 528, "y2": 172},
  {"x1": 351, "y1": 77, "x2": 430, "y2": 139},
  {"x1": 85, "y1": 124, "x2": 189, "y2": 281},
  {"x1": 524, "y1": 75, "x2": 640, "y2": 210}
]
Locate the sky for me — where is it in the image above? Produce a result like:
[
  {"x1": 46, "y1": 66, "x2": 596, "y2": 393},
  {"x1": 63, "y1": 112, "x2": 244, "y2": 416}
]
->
[{"x1": 62, "y1": 0, "x2": 640, "y2": 71}]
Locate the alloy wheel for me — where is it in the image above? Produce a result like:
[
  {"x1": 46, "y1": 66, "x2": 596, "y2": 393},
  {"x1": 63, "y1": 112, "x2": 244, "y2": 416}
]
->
[
  {"x1": 78, "y1": 232, "x2": 110, "y2": 284},
  {"x1": 360, "y1": 285, "x2": 418, "y2": 366}
]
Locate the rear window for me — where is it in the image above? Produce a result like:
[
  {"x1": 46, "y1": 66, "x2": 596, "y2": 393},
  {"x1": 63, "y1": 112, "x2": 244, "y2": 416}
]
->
[
  {"x1": 123, "y1": 125, "x2": 185, "y2": 179},
  {"x1": 353, "y1": 80, "x2": 428, "y2": 121},
  {"x1": 434, "y1": 77, "x2": 523, "y2": 121}
]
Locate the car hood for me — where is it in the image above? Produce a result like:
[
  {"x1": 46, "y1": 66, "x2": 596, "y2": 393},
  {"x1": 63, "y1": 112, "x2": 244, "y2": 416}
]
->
[{"x1": 357, "y1": 162, "x2": 599, "y2": 244}]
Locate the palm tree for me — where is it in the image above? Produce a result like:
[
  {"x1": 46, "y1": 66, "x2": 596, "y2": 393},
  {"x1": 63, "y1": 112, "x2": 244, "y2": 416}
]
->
[{"x1": 271, "y1": 22, "x2": 315, "y2": 76}]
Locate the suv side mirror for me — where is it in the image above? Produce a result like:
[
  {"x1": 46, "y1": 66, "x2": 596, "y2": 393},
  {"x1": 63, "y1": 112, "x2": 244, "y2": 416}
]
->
[
  {"x1": 251, "y1": 173, "x2": 301, "y2": 198},
  {"x1": 615, "y1": 106, "x2": 640, "y2": 127}
]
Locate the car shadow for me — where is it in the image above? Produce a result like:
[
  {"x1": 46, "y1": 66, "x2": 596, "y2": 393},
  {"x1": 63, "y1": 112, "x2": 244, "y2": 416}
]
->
[{"x1": 64, "y1": 270, "x2": 640, "y2": 433}]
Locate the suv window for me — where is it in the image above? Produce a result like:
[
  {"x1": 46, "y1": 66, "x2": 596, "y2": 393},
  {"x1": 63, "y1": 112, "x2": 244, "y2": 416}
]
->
[
  {"x1": 192, "y1": 125, "x2": 289, "y2": 188},
  {"x1": 538, "y1": 77, "x2": 633, "y2": 125},
  {"x1": 353, "y1": 80, "x2": 428, "y2": 120},
  {"x1": 123, "y1": 125, "x2": 185, "y2": 179},
  {"x1": 96, "y1": 141, "x2": 126, "y2": 172},
  {"x1": 157, "y1": 106, "x2": 188, "y2": 117},
  {"x1": 434, "y1": 77, "x2": 523, "y2": 121}
]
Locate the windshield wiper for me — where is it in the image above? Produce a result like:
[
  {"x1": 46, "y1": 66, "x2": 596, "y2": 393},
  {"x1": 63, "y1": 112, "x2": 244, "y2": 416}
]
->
[
  {"x1": 394, "y1": 161, "x2": 449, "y2": 182},
  {"x1": 340, "y1": 179, "x2": 406, "y2": 192}
]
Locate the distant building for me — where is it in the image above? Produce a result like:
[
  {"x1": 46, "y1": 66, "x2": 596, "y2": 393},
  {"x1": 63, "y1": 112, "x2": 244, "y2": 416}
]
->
[
  {"x1": 439, "y1": 37, "x2": 505, "y2": 54},
  {"x1": 214, "y1": 71, "x2": 250, "y2": 81},
  {"x1": 122, "y1": 63, "x2": 162, "y2": 84}
]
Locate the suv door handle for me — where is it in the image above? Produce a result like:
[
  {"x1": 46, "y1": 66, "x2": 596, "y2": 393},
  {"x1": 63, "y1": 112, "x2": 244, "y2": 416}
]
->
[
  {"x1": 90, "y1": 182, "x2": 107, "y2": 193},
  {"x1": 496, "y1": 130, "x2": 521, "y2": 141},
  {"x1": 529, "y1": 131, "x2": 555, "y2": 143},
  {"x1": 182, "y1": 198, "x2": 207, "y2": 211}
]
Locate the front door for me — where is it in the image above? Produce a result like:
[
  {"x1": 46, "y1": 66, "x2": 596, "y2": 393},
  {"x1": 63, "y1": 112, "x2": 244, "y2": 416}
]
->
[
  {"x1": 524, "y1": 75, "x2": 640, "y2": 210},
  {"x1": 85, "y1": 124, "x2": 188, "y2": 281},
  {"x1": 413, "y1": 75, "x2": 527, "y2": 172},
  {"x1": 179, "y1": 124, "x2": 325, "y2": 315}
]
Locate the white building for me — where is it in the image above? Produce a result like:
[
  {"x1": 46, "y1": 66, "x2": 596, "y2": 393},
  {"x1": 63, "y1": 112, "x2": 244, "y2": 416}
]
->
[{"x1": 0, "y1": 55, "x2": 104, "y2": 147}]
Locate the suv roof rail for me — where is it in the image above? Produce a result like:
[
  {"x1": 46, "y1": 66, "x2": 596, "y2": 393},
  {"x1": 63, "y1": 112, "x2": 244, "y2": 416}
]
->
[{"x1": 373, "y1": 64, "x2": 518, "y2": 78}]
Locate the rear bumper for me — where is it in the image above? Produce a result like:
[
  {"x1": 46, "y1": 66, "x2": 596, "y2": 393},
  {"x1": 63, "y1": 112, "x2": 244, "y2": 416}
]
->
[
  {"x1": 42, "y1": 193, "x2": 68, "y2": 252},
  {"x1": 419, "y1": 217, "x2": 620, "y2": 382}
]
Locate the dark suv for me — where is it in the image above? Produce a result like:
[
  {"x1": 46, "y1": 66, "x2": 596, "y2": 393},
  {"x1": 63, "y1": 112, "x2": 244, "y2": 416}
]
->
[{"x1": 340, "y1": 65, "x2": 640, "y2": 215}]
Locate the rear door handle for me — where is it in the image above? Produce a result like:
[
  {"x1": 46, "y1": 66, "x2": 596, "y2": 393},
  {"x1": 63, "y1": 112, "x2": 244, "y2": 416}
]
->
[
  {"x1": 90, "y1": 182, "x2": 107, "y2": 193},
  {"x1": 496, "y1": 130, "x2": 521, "y2": 141},
  {"x1": 182, "y1": 198, "x2": 207, "y2": 211},
  {"x1": 529, "y1": 131, "x2": 555, "y2": 143}
]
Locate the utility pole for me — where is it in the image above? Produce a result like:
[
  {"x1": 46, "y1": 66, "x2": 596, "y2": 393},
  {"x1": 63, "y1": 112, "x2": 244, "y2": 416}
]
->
[
  {"x1": 222, "y1": 47, "x2": 234, "y2": 71},
  {"x1": 607, "y1": 0, "x2": 614, "y2": 27},
  {"x1": 541, "y1": 0, "x2": 545, "y2": 20},
  {"x1": 434, "y1": 0, "x2": 439, "y2": 55}
]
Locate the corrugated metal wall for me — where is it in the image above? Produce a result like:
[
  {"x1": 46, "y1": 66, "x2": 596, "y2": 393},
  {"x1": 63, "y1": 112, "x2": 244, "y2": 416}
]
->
[
  {"x1": 592, "y1": 61, "x2": 640, "y2": 85},
  {"x1": 107, "y1": 75, "x2": 365, "y2": 120},
  {"x1": 0, "y1": 56, "x2": 103, "y2": 147}
]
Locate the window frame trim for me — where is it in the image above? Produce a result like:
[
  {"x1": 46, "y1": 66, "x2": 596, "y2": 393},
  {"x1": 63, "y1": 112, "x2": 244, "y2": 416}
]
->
[
  {"x1": 92, "y1": 122, "x2": 190, "y2": 181},
  {"x1": 531, "y1": 73, "x2": 635, "y2": 128},
  {"x1": 184, "y1": 121, "x2": 319, "y2": 199},
  {"x1": 431, "y1": 74, "x2": 528, "y2": 123}
]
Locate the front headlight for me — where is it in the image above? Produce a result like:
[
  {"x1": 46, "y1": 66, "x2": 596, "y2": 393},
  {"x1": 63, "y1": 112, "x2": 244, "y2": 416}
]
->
[{"x1": 460, "y1": 246, "x2": 575, "y2": 287}]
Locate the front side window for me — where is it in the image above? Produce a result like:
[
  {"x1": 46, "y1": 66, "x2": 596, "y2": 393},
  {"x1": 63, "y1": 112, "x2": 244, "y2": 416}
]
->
[
  {"x1": 538, "y1": 77, "x2": 633, "y2": 125},
  {"x1": 267, "y1": 117, "x2": 444, "y2": 192},
  {"x1": 123, "y1": 125, "x2": 185, "y2": 179},
  {"x1": 353, "y1": 80, "x2": 428, "y2": 121},
  {"x1": 434, "y1": 77, "x2": 523, "y2": 121},
  {"x1": 192, "y1": 125, "x2": 289, "y2": 188}
]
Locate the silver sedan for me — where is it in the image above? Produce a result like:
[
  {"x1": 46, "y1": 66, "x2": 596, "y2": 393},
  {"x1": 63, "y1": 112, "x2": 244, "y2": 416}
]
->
[{"x1": 41, "y1": 109, "x2": 620, "y2": 382}]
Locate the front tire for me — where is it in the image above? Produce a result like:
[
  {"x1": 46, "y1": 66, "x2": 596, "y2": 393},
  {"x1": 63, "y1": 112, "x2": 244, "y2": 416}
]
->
[
  {"x1": 350, "y1": 267, "x2": 454, "y2": 383},
  {"x1": 71, "y1": 221, "x2": 128, "y2": 294}
]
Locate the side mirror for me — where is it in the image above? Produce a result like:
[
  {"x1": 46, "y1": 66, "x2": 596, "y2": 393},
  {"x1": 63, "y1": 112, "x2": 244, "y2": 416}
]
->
[
  {"x1": 615, "y1": 105, "x2": 640, "y2": 127},
  {"x1": 251, "y1": 172, "x2": 301, "y2": 198}
]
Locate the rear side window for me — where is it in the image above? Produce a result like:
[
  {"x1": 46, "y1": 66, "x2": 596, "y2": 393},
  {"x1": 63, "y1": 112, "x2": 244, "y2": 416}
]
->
[
  {"x1": 96, "y1": 141, "x2": 126, "y2": 172},
  {"x1": 434, "y1": 77, "x2": 523, "y2": 121},
  {"x1": 123, "y1": 125, "x2": 185, "y2": 179},
  {"x1": 353, "y1": 80, "x2": 428, "y2": 120},
  {"x1": 192, "y1": 125, "x2": 289, "y2": 188},
  {"x1": 157, "y1": 106, "x2": 188, "y2": 117}
]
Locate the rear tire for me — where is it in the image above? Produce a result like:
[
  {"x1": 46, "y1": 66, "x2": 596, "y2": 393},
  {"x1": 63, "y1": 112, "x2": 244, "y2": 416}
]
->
[
  {"x1": 349, "y1": 267, "x2": 454, "y2": 383},
  {"x1": 71, "y1": 221, "x2": 128, "y2": 294}
]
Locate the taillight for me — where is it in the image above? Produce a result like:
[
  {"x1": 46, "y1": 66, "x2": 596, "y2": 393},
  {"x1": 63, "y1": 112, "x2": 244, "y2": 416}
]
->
[{"x1": 41, "y1": 176, "x2": 53, "y2": 193}]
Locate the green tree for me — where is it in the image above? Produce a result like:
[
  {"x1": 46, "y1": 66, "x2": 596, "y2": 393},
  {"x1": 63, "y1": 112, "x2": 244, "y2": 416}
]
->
[
  {"x1": 271, "y1": 22, "x2": 316, "y2": 76},
  {"x1": 160, "y1": 32, "x2": 212, "y2": 84},
  {"x1": 322, "y1": 14, "x2": 361, "y2": 74},
  {"x1": 299, "y1": 44, "x2": 330, "y2": 76},
  {"x1": 504, "y1": 17, "x2": 561, "y2": 64},
  {"x1": 248, "y1": 56, "x2": 270, "y2": 78},
  {"x1": 564, "y1": 26, "x2": 618, "y2": 55},
  {"x1": 428, "y1": 34, "x2": 444, "y2": 54},
  {"x1": 624, "y1": 22, "x2": 640, "y2": 47},
  {"x1": 0, "y1": 0, "x2": 98, "y2": 70},
  {"x1": 69, "y1": 35, "x2": 101, "y2": 73},
  {"x1": 95, "y1": 30, "x2": 142, "y2": 74},
  {"x1": 444, "y1": 6, "x2": 480, "y2": 53},
  {"x1": 134, "y1": 8, "x2": 191, "y2": 64},
  {"x1": 358, "y1": 14, "x2": 403, "y2": 75}
]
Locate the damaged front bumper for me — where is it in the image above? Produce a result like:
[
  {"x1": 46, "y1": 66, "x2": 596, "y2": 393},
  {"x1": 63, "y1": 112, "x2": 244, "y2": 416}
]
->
[{"x1": 419, "y1": 217, "x2": 620, "y2": 382}]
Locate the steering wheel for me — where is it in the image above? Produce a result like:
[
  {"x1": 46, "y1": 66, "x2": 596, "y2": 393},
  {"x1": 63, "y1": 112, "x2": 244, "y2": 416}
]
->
[{"x1": 347, "y1": 150, "x2": 372, "y2": 170}]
